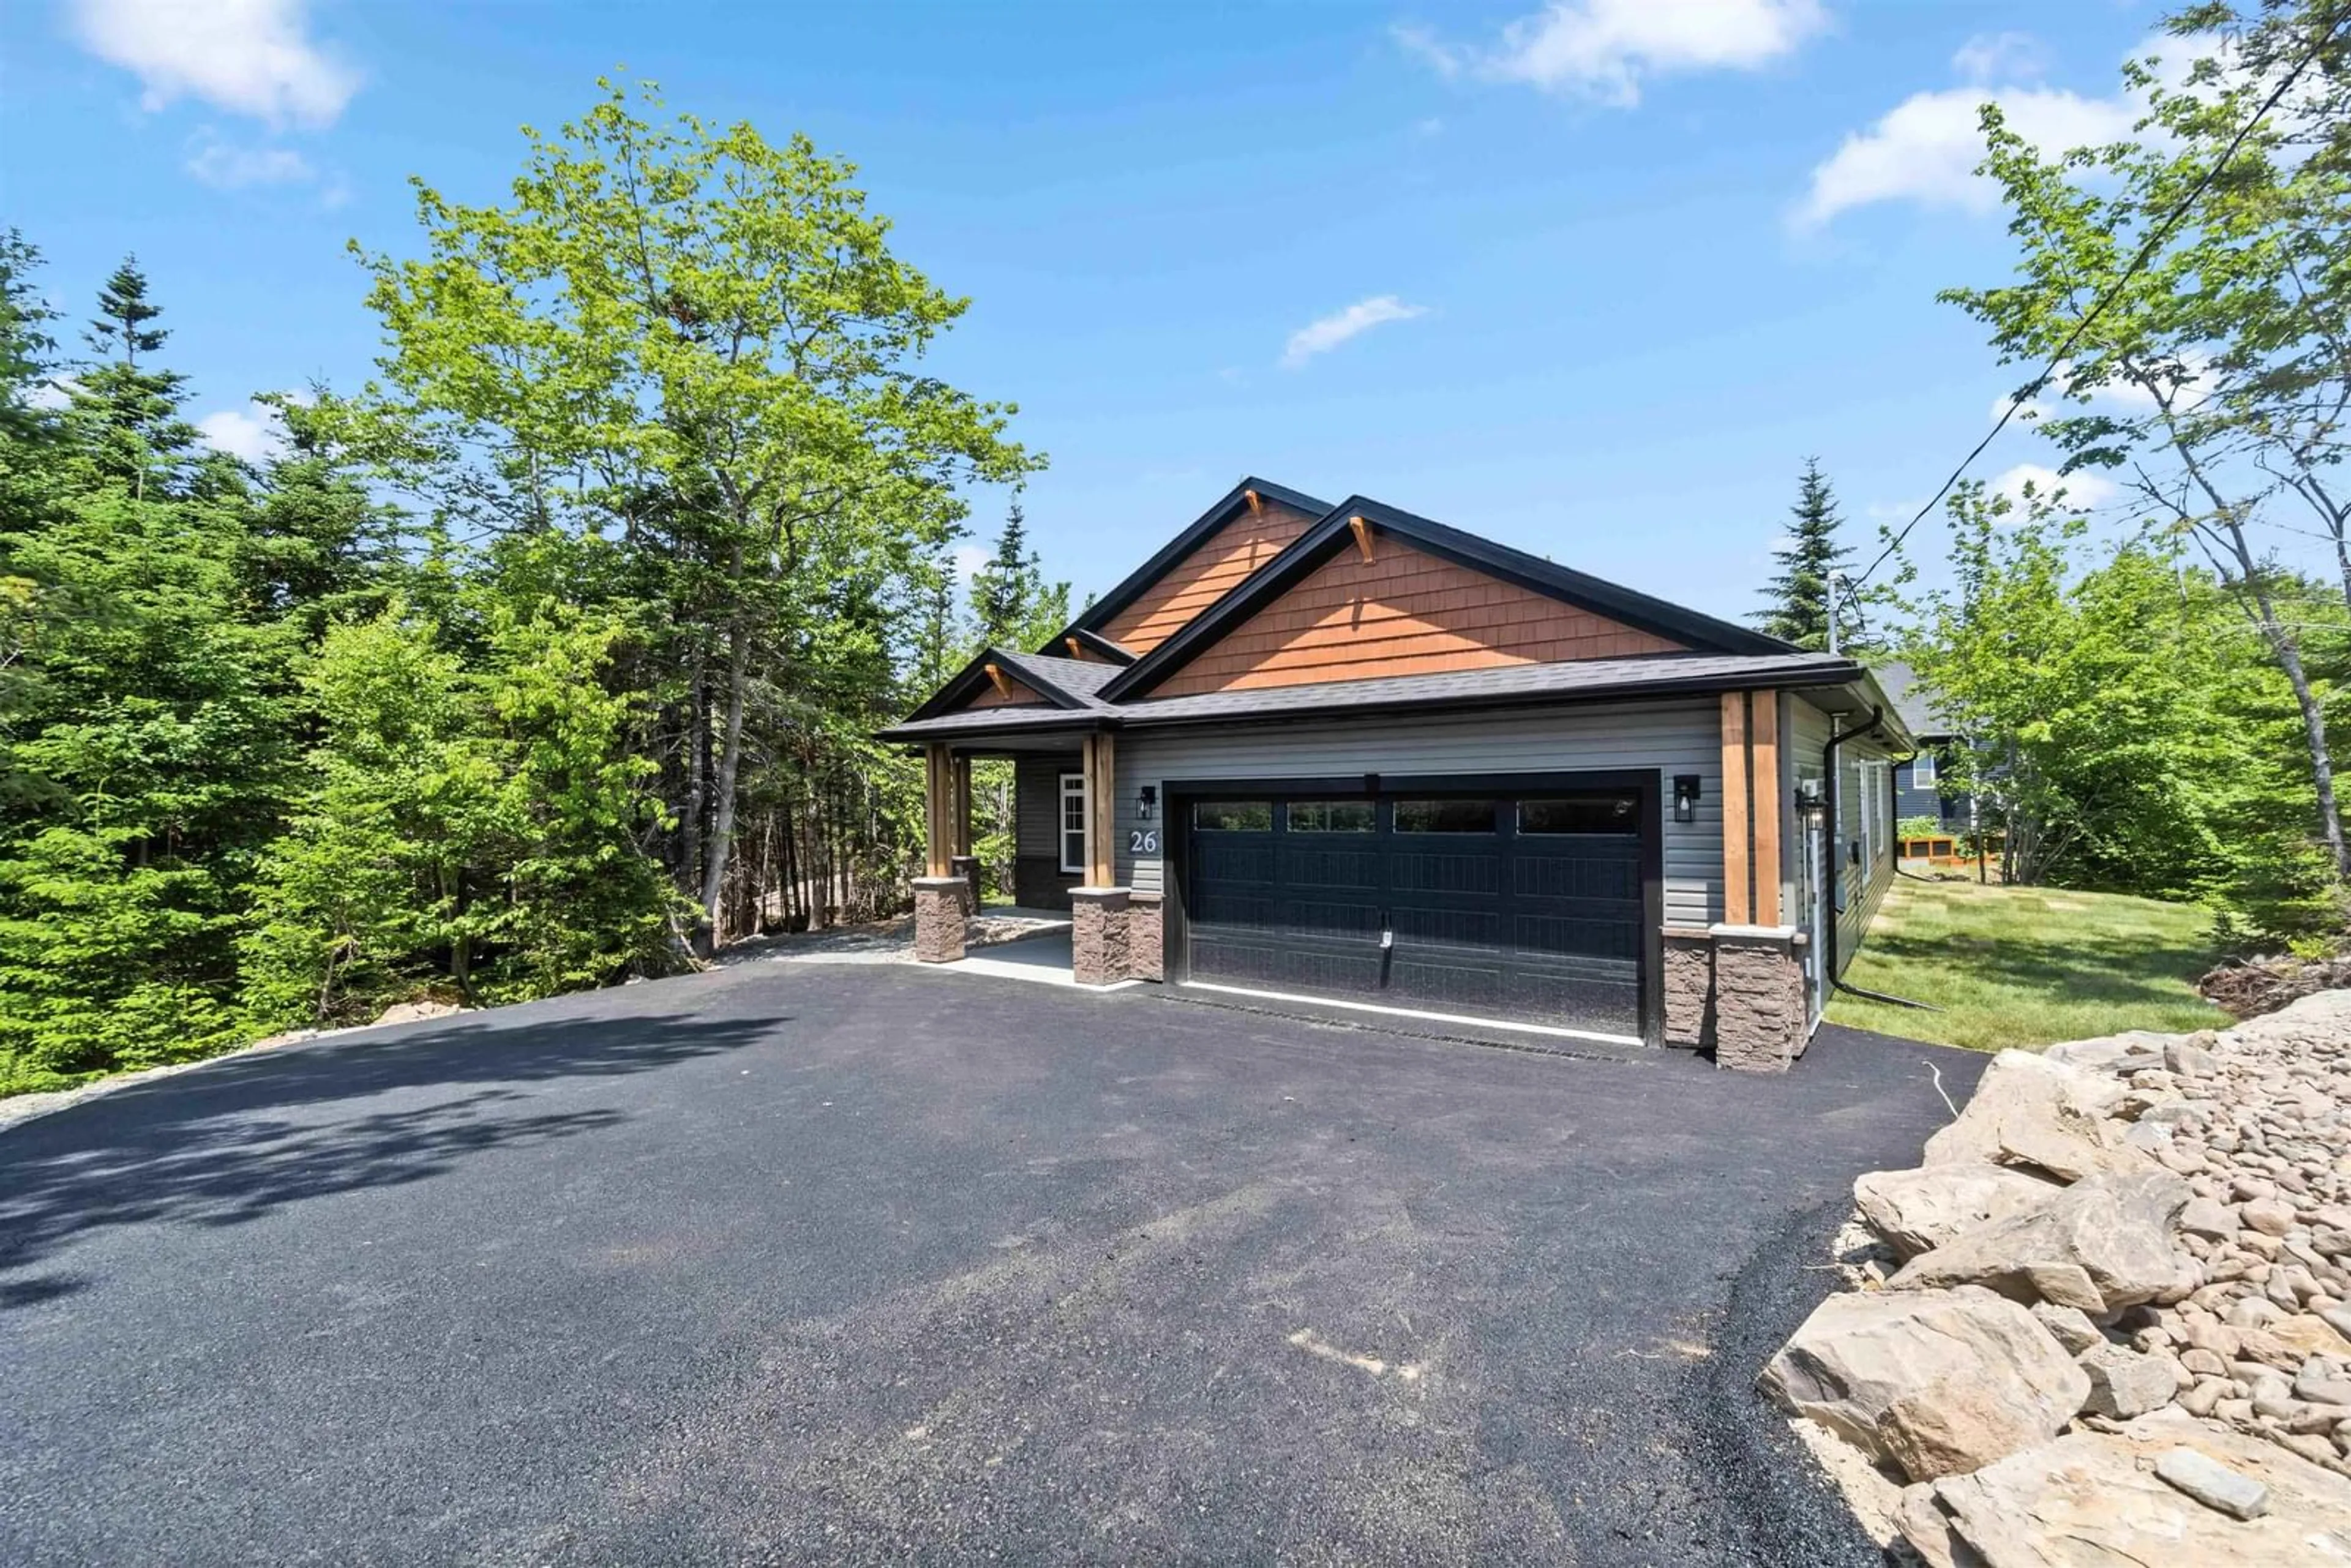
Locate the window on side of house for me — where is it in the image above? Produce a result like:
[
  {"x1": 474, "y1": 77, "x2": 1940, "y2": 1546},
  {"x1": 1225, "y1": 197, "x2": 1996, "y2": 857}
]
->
[
  {"x1": 1059, "y1": 771, "x2": 1086, "y2": 874},
  {"x1": 1912, "y1": 750, "x2": 1938, "y2": 788}
]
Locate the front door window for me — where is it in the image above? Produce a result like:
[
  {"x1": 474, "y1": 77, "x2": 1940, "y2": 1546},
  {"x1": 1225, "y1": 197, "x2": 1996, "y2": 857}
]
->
[{"x1": 1059, "y1": 771, "x2": 1087, "y2": 874}]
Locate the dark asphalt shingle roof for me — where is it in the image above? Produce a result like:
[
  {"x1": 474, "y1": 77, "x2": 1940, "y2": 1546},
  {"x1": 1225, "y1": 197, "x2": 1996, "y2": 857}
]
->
[
  {"x1": 878, "y1": 651, "x2": 1862, "y2": 741},
  {"x1": 1874, "y1": 661, "x2": 1949, "y2": 738},
  {"x1": 996, "y1": 651, "x2": 1120, "y2": 701}
]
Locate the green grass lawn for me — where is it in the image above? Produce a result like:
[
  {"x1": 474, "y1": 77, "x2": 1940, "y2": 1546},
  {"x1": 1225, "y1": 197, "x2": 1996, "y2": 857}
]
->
[{"x1": 1823, "y1": 876, "x2": 2232, "y2": 1052}]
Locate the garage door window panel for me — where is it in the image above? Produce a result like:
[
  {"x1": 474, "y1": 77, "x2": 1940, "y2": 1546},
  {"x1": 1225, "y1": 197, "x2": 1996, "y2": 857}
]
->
[
  {"x1": 1518, "y1": 793, "x2": 1639, "y2": 835},
  {"x1": 1286, "y1": 800, "x2": 1373, "y2": 833},
  {"x1": 1392, "y1": 799, "x2": 1498, "y2": 834}
]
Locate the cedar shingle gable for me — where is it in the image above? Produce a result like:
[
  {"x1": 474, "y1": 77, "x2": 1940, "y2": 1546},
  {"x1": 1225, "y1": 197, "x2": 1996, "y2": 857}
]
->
[{"x1": 1150, "y1": 536, "x2": 1682, "y2": 697}]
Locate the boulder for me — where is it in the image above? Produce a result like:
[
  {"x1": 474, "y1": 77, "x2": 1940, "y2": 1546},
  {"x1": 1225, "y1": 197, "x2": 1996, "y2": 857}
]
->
[
  {"x1": 1888, "y1": 1171, "x2": 2191, "y2": 1315},
  {"x1": 2029, "y1": 1303, "x2": 2104, "y2": 1356},
  {"x1": 1855, "y1": 1165, "x2": 2067, "y2": 1259},
  {"x1": 2076, "y1": 1345, "x2": 2176, "y2": 1419},
  {"x1": 1761, "y1": 1286, "x2": 2088, "y2": 1481},
  {"x1": 1893, "y1": 1483, "x2": 1979, "y2": 1568},
  {"x1": 2178, "y1": 1196, "x2": 2236, "y2": 1240},
  {"x1": 1924, "y1": 1050, "x2": 2153, "y2": 1182},
  {"x1": 1912, "y1": 1408, "x2": 2351, "y2": 1566},
  {"x1": 2040, "y1": 1030, "x2": 2177, "y2": 1073},
  {"x1": 2271, "y1": 1313, "x2": 2351, "y2": 1361}
]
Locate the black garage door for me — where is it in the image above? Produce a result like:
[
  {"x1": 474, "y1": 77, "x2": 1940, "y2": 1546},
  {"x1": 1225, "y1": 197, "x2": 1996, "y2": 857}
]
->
[{"x1": 1182, "y1": 782, "x2": 1651, "y2": 1040}]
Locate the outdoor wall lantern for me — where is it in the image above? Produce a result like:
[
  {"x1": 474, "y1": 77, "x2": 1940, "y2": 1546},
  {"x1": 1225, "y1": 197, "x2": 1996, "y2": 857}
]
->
[
  {"x1": 1795, "y1": 777, "x2": 1826, "y2": 822},
  {"x1": 1673, "y1": 775, "x2": 1700, "y2": 824},
  {"x1": 1137, "y1": 784, "x2": 1157, "y2": 821}
]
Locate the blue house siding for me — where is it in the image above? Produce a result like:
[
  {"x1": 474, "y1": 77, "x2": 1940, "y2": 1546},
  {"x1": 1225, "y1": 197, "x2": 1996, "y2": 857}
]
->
[{"x1": 1894, "y1": 746, "x2": 1974, "y2": 827}]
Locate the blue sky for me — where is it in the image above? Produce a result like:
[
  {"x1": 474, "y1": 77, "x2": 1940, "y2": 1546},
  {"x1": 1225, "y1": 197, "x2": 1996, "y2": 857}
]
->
[{"x1": 2, "y1": 1, "x2": 2179, "y2": 623}]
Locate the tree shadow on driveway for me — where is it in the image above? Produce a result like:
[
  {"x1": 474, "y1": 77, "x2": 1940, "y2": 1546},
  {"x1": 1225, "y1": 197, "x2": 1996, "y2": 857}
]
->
[{"x1": 0, "y1": 1007, "x2": 773, "y2": 1307}]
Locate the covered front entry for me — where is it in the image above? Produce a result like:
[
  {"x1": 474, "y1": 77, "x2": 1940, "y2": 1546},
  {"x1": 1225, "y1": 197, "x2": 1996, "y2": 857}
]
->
[{"x1": 1171, "y1": 773, "x2": 1660, "y2": 1043}]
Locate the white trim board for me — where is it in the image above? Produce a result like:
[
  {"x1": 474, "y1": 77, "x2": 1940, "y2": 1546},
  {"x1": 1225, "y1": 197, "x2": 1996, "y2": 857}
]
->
[{"x1": 1179, "y1": 982, "x2": 1644, "y2": 1047}]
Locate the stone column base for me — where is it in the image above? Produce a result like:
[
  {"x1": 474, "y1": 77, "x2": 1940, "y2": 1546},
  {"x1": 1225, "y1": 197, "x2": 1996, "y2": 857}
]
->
[
  {"x1": 948, "y1": 854, "x2": 981, "y2": 914},
  {"x1": 1126, "y1": 891, "x2": 1164, "y2": 983},
  {"x1": 1709, "y1": 923, "x2": 1807, "y2": 1073},
  {"x1": 1070, "y1": 887, "x2": 1131, "y2": 986},
  {"x1": 1662, "y1": 927, "x2": 1717, "y2": 1049},
  {"x1": 912, "y1": 876, "x2": 969, "y2": 964}
]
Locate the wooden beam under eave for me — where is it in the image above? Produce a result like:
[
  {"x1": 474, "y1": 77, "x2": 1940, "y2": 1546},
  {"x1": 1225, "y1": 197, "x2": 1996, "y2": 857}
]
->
[
  {"x1": 1750, "y1": 691, "x2": 1782, "y2": 926},
  {"x1": 984, "y1": 661, "x2": 1013, "y2": 698},
  {"x1": 1720, "y1": 691, "x2": 1752, "y2": 926},
  {"x1": 1243, "y1": 487, "x2": 1261, "y2": 512},
  {"x1": 1349, "y1": 514, "x2": 1375, "y2": 563},
  {"x1": 1066, "y1": 636, "x2": 1084, "y2": 660}
]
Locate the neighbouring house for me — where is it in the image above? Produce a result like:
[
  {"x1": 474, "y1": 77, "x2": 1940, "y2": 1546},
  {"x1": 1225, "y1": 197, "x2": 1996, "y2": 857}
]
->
[
  {"x1": 879, "y1": 479, "x2": 1911, "y2": 1071},
  {"x1": 1877, "y1": 661, "x2": 1977, "y2": 831}
]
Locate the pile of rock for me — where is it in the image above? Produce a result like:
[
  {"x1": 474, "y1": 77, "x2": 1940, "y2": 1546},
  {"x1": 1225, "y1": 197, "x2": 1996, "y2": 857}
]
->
[{"x1": 1764, "y1": 989, "x2": 2351, "y2": 1565}]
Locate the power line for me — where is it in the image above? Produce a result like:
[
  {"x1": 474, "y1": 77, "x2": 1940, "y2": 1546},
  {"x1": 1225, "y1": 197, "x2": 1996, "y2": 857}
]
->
[{"x1": 1848, "y1": 7, "x2": 2350, "y2": 595}]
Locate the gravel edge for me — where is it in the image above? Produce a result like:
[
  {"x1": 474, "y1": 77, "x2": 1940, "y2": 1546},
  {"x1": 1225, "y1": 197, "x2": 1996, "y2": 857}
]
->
[{"x1": 1678, "y1": 1195, "x2": 1887, "y2": 1567}]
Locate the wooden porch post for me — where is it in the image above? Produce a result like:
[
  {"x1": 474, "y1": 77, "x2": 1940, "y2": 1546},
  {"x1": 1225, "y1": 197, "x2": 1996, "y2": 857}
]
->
[
  {"x1": 923, "y1": 743, "x2": 951, "y2": 877},
  {"x1": 1720, "y1": 692, "x2": 1751, "y2": 924},
  {"x1": 1718, "y1": 690, "x2": 1784, "y2": 927},
  {"x1": 1082, "y1": 731, "x2": 1116, "y2": 887},
  {"x1": 951, "y1": 754, "x2": 973, "y2": 857},
  {"x1": 1750, "y1": 691, "x2": 1781, "y2": 926}
]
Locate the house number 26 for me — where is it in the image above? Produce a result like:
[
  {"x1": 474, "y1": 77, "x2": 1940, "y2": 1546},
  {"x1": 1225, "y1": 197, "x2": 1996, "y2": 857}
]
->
[{"x1": 1128, "y1": 829, "x2": 1159, "y2": 854}]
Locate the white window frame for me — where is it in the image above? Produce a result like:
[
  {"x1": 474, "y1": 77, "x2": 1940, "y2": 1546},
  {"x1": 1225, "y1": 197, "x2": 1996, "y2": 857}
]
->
[
  {"x1": 1855, "y1": 757, "x2": 1882, "y2": 868},
  {"x1": 1911, "y1": 750, "x2": 1938, "y2": 789},
  {"x1": 1058, "y1": 770, "x2": 1087, "y2": 875}
]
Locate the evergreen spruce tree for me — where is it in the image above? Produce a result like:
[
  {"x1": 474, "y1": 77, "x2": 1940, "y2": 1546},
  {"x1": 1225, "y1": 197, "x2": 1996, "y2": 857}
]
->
[
  {"x1": 1755, "y1": 458, "x2": 1865, "y2": 651},
  {"x1": 67, "y1": 256, "x2": 199, "y2": 498},
  {"x1": 0, "y1": 231, "x2": 58, "y2": 445},
  {"x1": 968, "y1": 499, "x2": 1070, "y2": 650}
]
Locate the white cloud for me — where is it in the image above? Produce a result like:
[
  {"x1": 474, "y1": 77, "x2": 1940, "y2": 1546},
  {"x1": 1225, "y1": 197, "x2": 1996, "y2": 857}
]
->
[
  {"x1": 1990, "y1": 354, "x2": 2211, "y2": 423},
  {"x1": 27, "y1": 376, "x2": 79, "y2": 413},
  {"x1": 1796, "y1": 85, "x2": 2140, "y2": 228},
  {"x1": 1395, "y1": 0, "x2": 1827, "y2": 108},
  {"x1": 1989, "y1": 462, "x2": 2118, "y2": 511},
  {"x1": 185, "y1": 132, "x2": 315, "y2": 190},
  {"x1": 950, "y1": 544, "x2": 992, "y2": 583},
  {"x1": 69, "y1": 0, "x2": 360, "y2": 129},
  {"x1": 197, "y1": 402, "x2": 288, "y2": 465},
  {"x1": 1954, "y1": 32, "x2": 2047, "y2": 84},
  {"x1": 1280, "y1": 295, "x2": 1427, "y2": 369}
]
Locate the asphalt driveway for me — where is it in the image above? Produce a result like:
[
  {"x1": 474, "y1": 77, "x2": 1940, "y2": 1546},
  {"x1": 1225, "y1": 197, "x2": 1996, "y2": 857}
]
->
[{"x1": 0, "y1": 961, "x2": 1984, "y2": 1566}]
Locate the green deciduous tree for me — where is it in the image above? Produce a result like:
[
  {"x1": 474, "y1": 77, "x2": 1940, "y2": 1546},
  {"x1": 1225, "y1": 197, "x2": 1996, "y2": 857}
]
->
[
  {"x1": 1900, "y1": 479, "x2": 2333, "y2": 928},
  {"x1": 1945, "y1": 3, "x2": 2351, "y2": 882},
  {"x1": 342, "y1": 78, "x2": 1040, "y2": 942}
]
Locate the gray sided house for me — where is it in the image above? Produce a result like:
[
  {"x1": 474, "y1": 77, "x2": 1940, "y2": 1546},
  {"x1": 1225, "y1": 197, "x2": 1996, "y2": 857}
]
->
[
  {"x1": 881, "y1": 479, "x2": 1910, "y2": 1072},
  {"x1": 1878, "y1": 661, "x2": 1973, "y2": 829}
]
